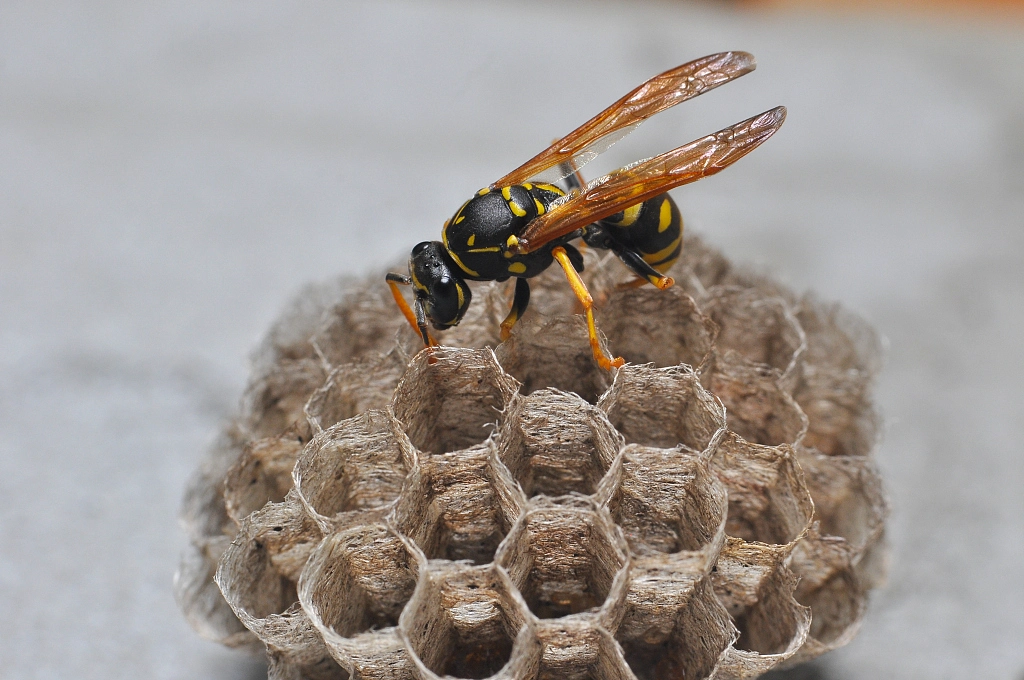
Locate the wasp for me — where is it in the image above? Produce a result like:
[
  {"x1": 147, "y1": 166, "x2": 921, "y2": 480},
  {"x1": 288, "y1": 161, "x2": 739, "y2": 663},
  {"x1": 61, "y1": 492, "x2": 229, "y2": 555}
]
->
[{"x1": 387, "y1": 52, "x2": 785, "y2": 370}]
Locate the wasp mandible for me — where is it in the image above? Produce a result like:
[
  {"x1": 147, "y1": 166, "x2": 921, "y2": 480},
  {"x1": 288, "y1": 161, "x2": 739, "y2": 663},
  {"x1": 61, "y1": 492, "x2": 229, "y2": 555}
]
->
[{"x1": 387, "y1": 51, "x2": 786, "y2": 370}]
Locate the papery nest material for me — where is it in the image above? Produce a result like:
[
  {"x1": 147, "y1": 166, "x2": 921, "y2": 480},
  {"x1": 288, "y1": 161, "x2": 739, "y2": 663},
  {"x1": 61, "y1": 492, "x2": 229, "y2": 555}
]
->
[{"x1": 176, "y1": 234, "x2": 887, "y2": 680}]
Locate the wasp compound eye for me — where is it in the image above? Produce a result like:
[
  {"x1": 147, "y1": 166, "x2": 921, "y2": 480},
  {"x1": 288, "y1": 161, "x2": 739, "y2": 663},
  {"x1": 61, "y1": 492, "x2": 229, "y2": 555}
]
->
[{"x1": 412, "y1": 241, "x2": 432, "y2": 256}]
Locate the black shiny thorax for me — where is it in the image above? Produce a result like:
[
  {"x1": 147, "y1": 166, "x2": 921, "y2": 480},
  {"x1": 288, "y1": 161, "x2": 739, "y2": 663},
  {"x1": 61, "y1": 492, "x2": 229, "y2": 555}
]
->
[{"x1": 441, "y1": 183, "x2": 568, "y2": 282}]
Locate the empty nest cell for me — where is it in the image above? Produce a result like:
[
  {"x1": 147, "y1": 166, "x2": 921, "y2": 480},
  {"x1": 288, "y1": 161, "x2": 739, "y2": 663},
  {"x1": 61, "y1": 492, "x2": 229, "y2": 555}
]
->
[
  {"x1": 711, "y1": 433, "x2": 814, "y2": 548},
  {"x1": 497, "y1": 499, "x2": 628, "y2": 622},
  {"x1": 497, "y1": 389, "x2": 622, "y2": 499},
  {"x1": 223, "y1": 435, "x2": 304, "y2": 526},
  {"x1": 300, "y1": 524, "x2": 419, "y2": 641},
  {"x1": 609, "y1": 445, "x2": 726, "y2": 557},
  {"x1": 598, "y1": 286, "x2": 717, "y2": 370},
  {"x1": 599, "y1": 364, "x2": 725, "y2": 451},
  {"x1": 792, "y1": 297, "x2": 881, "y2": 457},
  {"x1": 392, "y1": 348, "x2": 517, "y2": 455},
  {"x1": 535, "y1": 621, "x2": 633, "y2": 680},
  {"x1": 392, "y1": 446, "x2": 521, "y2": 565},
  {"x1": 401, "y1": 563, "x2": 535, "y2": 680},
  {"x1": 706, "y1": 352, "x2": 808, "y2": 447},
  {"x1": 305, "y1": 352, "x2": 408, "y2": 434},
  {"x1": 618, "y1": 577, "x2": 735, "y2": 680},
  {"x1": 294, "y1": 410, "x2": 411, "y2": 532},
  {"x1": 496, "y1": 315, "x2": 612, "y2": 404},
  {"x1": 701, "y1": 286, "x2": 805, "y2": 381}
]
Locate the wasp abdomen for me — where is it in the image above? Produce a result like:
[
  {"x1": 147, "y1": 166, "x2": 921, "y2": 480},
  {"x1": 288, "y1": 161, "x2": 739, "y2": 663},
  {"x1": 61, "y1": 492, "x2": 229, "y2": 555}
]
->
[{"x1": 594, "y1": 194, "x2": 683, "y2": 273}]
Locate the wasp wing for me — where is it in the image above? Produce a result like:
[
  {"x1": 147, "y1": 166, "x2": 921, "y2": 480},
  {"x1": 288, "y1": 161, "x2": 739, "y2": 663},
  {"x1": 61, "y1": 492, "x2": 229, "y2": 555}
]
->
[
  {"x1": 510, "y1": 106, "x2": 786, "y2": 254},
  {"x1": 491, "y1": 51, "x2": 758, "y2": 189}
]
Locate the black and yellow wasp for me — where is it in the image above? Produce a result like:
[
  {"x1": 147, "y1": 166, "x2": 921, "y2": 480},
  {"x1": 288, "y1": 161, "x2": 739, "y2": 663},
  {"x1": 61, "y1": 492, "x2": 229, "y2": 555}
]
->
[{"x1": 387, "y1": 51, "x2": 785, "y2": 370}]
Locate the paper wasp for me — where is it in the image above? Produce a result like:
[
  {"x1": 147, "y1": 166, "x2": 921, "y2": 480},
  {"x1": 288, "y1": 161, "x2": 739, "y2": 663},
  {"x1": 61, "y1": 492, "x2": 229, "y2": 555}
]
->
[{"x1": 387, "y1": 51, "x2": 785, "y2": 370}]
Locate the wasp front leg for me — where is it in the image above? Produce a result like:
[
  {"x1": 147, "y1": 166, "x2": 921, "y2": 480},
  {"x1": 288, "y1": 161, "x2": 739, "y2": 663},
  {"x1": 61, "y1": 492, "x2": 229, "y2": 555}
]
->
[
  {"x1": 386, "y1": 273, "x2": 437, "y2": 348},
  {"x1": 500, "y1": 277, "x2": 531, "y2": 341}
]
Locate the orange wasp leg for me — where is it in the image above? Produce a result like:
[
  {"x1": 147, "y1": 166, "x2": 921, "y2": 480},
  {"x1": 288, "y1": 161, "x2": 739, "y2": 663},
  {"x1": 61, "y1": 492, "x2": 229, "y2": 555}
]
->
[
  {"x1": 386, "y1": 273, "x2": 438, "y2": 350},
  {"x1": 551, "y1": 246, "x2": 624, "y2": 371}
]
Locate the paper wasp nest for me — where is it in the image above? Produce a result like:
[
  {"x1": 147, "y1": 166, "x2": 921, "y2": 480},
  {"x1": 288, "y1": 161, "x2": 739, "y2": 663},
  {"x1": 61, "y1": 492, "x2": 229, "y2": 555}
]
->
[{"x1": 176, "y1": 235, "x2": 887, "y2": 680}]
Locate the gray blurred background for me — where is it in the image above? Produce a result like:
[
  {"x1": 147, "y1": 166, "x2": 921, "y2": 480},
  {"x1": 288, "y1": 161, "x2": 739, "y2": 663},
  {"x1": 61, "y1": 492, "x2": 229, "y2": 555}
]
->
[{"x1": 1, "y1": 1, "x2": 1022, "y2": 678}]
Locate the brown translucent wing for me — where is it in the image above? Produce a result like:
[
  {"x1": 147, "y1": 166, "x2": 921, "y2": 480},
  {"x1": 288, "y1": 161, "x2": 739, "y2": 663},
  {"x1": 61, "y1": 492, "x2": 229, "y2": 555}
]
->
[
  {"x1": 491, "y1": 51, "x2": 757, "y2": 189},
  {"x1": 511, "y1": 106, "x2": 787, "y2": 255}
]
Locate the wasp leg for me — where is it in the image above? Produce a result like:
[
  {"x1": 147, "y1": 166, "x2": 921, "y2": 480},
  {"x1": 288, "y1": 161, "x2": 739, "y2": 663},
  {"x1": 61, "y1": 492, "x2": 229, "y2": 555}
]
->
[
  {"x1": 499, "y1": 277, "x2": 531, "y2": 341},
  {"x1": 551, "y1": 246, "x2": 624, "y2": 371},
  {"x1": 386, "y1": 273, "x2": 437, "y2": 347},
  {"x1": 607, "y1": 243, "x2": 675, "y2": 290}
]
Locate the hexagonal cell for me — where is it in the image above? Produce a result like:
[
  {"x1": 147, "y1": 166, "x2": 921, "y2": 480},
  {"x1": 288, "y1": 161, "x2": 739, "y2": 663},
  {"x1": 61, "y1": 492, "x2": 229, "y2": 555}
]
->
[
  {"x1": 669, "y1": 234, "x2": 733, "y2": 297},
  {"x1": 391, "y1": 347, "x2": 519, "y2": 455},
  {"x1": 710, "y1": 538, "x2": 810, "y2": 663},
  {"x1": 609, "y1": 444, "x2": 726, "y2": 557},
  {"x1": 242, "y1": 357, "x2": 328, "y2": 440},
  {"x1": 312, "y1": 279, "x2": 416, "y2": 369},
  {"x1": 224, "y1": 434, "x2": 303, "y2": 525},
  {"x1": 401, "y1": 563, "x2": 537, "y2": 680},
  {"x1": 794, "y1": 446, "x2": 887, "y2": 553},
  {"x1": 392, "y1": 445, "x2": 522, "y2": 564},
  {"x1": 496, "y1": 315, "x2": 612, "y2": 404},
  {"x1": 790, "y1": 565, "x2": 864, "y2": 663},
  {"x1": 497, "y1": 498, "x2": 628, "y2": 621},
  {"x1": 299, "y1": 524, "x2": 419, "y2": 642},
  {"x1": 535, "y1": 620, "x2": 634, "y2": 680},
  {"x1": 710, "y1": 433, "x2": 814, "y2": 548},
  {"x1": 305, "y1": 351, "x2": 408, "y2": 434},
  {"x1": 787, "y1": 525, "x2": 871, "y2": 663},
  {"x1": 496, "y1": 389, "x2": 623, "y2": 499},
  {"x1": 793, "y1": 296, "x2": 881, "y2": 457},
  {"x1": 702, "y1": 286, "x2": 805, "y2": 381},
  {"x1": 598, "y1": 287, "x2": 717, "y2": 370},
  {"x1": 174, "y1": 541, "x2": 257, "y2": 650},
  {"x1": 618, "y1": 577, "x2": 734, "y2": 680},
  {"x1": 706, "y1": 352, "x2": 808, "y2": 447},
  {"x1": 294, "y1": 410, "x2": 413, "y2": 533},
  {"x1": 216, "y1": 496, "x2": 338, "y2": 674},
  {"x1": 598, "y1": 363, "x2": 725, "y2": 451}
]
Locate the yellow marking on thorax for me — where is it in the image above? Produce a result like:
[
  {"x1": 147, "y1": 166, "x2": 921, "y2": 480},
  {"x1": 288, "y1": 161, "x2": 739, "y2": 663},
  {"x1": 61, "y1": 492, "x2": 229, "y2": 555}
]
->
[
  {"x1": 534, "y1": 198, "x2": 545, "y2": 215},
  {"x1": 500, "y1": 186, "x2": 527, "y2": 217},
  {"x1": 456, "y1": 282, "x2": 464, "y2": 309},
  {"x1": 658, "y1": 198, "x2": 673, "y2": 233},
  {"x1": 468, "y1": 246, "x2": 500, "y2": 253},
  {"x1": 467, "y1": 234, "x2": 475, "y2": 246},
  {"x1": 477, "y1": 187, "x2": 490, "y2": 195},
  {"x1": 609, "y1": 203, "x2": 642, "y2": 227},
  {"x1": 508, "y1": 262, "x2": 527, "y2": 275},
  {"x1": 641, "y1": 234, "x2": 682, "y2": 265},
  {"x1": 523, "y1": 182, "x2": 533, "y2": 190},
  {"x1": 442, "y1": 227, "x2": 480, "y2": 277}
]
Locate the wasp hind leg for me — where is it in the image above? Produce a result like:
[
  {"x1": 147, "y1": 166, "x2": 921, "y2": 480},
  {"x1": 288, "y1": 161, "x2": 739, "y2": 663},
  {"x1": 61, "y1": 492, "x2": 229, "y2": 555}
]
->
[
  {"x1": 551, "y1": 246, "x2": 624, "y2": 371},
  {"x1": 386, "y1": 273, "x2": 437, "y2": 349},
  {"x1": 499, "y1": 277, "x2": 531, "y2": 341},
  {"x1": 609, "y1": 244, "x2": 675, "y2": 291}
]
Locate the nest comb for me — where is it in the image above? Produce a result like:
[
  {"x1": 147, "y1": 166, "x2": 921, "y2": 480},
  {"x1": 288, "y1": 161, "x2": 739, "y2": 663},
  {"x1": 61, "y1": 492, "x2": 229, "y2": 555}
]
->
[{"x1": 176, "y1": 234, "x2": 888, "y2": 680}]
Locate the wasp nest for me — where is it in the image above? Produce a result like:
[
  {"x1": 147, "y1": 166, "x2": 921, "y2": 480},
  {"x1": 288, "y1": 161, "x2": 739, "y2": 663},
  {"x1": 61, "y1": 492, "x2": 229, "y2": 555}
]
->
[{"x1": 176, "y1": 235, "x2": 887, "y2": 680}]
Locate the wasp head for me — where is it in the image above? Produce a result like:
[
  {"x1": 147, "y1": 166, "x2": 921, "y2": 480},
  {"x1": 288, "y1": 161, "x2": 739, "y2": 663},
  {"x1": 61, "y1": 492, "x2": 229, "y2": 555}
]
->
[{"x1": 408, "y1": 241, "x2": 472, "y2": 330}]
